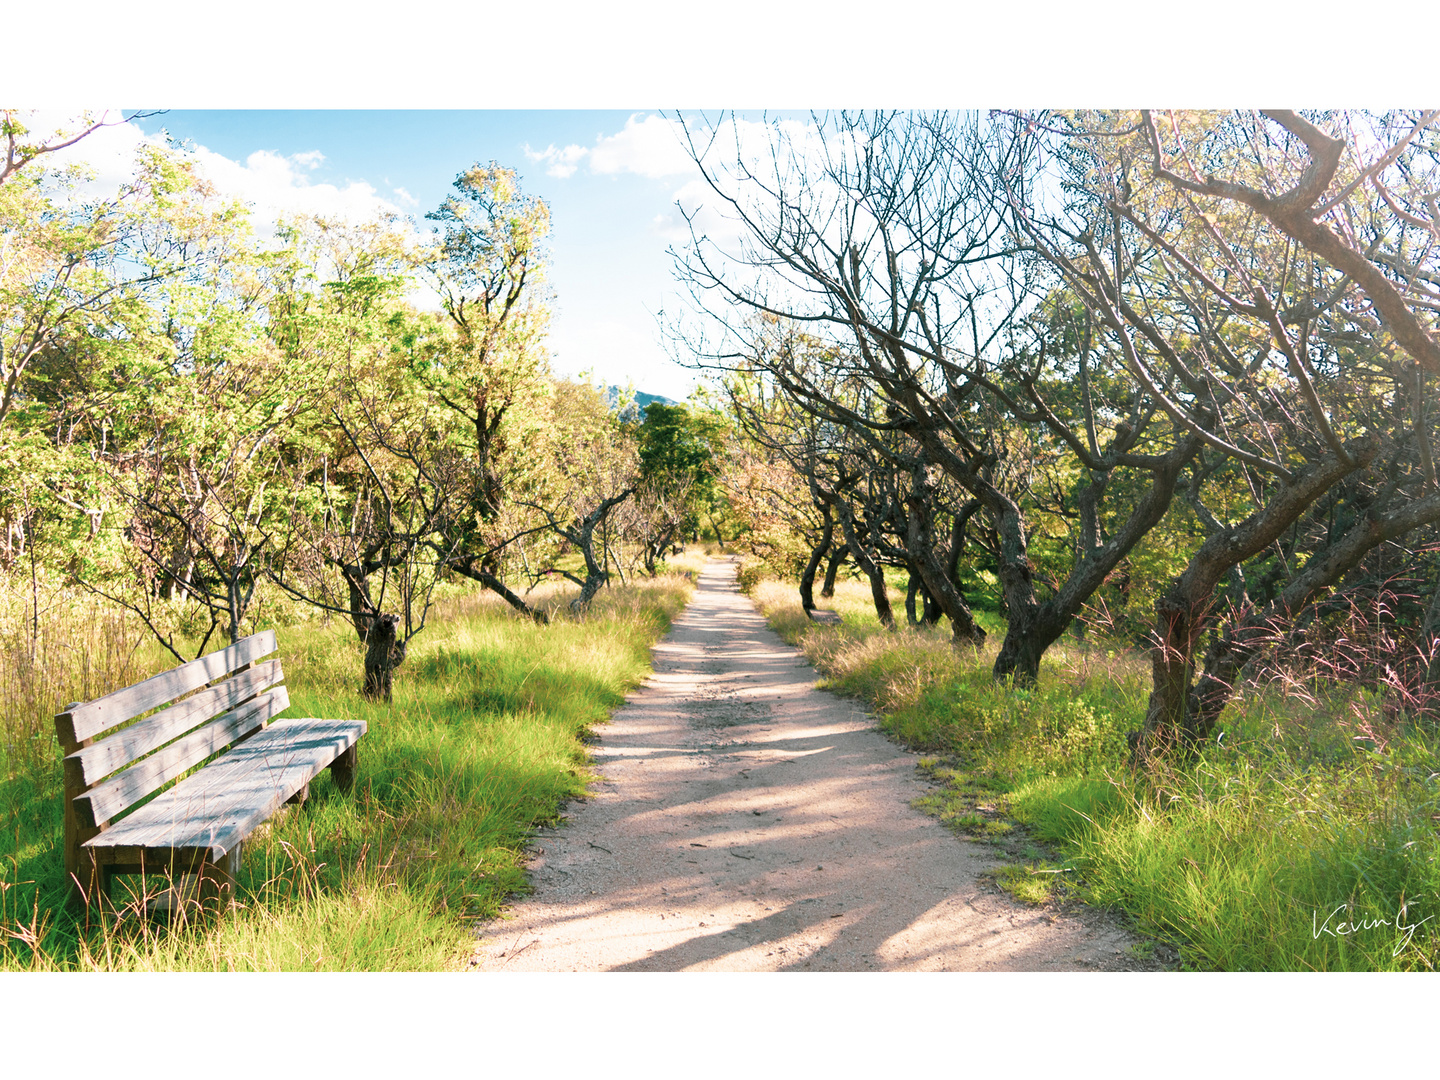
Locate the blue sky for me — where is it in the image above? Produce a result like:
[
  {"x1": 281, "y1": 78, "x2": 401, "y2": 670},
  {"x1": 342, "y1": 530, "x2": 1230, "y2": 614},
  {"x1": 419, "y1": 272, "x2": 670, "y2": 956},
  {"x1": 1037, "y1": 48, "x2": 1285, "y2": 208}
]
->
[{"x1": 114, "y1": 110, "x2": 720, "y2": 401}]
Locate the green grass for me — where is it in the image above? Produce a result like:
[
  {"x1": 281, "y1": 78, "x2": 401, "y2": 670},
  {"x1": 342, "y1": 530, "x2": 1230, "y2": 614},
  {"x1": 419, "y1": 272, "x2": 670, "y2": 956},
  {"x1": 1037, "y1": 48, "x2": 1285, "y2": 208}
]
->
[
  {"x1": 748, "y1": 573, "x2": 1440, "y2": 970},
  {"x1": 0, "y1": 571, "x2": 692, "y2": 970}
]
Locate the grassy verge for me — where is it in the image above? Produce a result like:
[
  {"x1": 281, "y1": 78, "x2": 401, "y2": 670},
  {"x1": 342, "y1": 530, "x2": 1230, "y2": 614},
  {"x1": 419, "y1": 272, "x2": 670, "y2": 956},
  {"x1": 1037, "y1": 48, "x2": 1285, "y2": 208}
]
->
[
  {"x1": 746, "y1": 573, "x2": 1440, "y2": 971},
  {"x1": 1, "y1": 571, "x2": 692, "y2": 970}
]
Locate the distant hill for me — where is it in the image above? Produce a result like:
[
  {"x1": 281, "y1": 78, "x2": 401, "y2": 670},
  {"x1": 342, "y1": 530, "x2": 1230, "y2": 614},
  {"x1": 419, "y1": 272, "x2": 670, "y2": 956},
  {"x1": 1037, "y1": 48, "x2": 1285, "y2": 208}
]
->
[{"x1": 606, "y1": 386, "x2": 681, "y2": 412}]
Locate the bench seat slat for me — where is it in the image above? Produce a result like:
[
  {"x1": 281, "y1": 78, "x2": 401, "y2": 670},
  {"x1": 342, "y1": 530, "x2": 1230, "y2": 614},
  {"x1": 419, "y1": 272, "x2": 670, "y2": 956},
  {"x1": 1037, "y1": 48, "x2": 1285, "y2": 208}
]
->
[
  {"x1": 67, "y1": 660, "x2": 284, "y2": 789},
  {"x1": 74, "y1": 687, "x2": 291, "y2": 830},
  {"x1": 85, "y1": 718, "x2": 367, "y2": 860},
  {"x1": 57, "y1": 631, "x2": 278, "y2": 746}
]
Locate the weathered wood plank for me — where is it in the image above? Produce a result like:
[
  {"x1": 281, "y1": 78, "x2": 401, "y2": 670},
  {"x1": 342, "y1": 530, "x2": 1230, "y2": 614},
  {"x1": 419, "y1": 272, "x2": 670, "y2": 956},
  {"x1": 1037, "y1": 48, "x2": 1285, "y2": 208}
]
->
[
  {"x1": 73, "y1": 687, "x2": 290, "y2": 829},
  {"x1": 66, "y1": 660, "x2": 284, "y2": 789},
  {"x1": 55, "y1": 631, "x2": 277, "y2": 745},
  {"x1": 88, "y1": 847, "x2": 215, "y2": 873},
  {"x1": 87, "y1": 718, "x2": 366, "y2": 859}
]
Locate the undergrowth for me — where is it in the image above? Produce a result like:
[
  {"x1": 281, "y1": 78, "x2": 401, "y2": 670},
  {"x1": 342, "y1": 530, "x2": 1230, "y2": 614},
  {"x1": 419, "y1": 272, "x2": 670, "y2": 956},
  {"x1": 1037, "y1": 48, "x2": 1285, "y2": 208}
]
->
[
  {"x1": 0, "y1": 571, "x2": 691, "y2": 970},
  {"x1": 748, "y1": 574, "x2": 1440, "y2": 971}
]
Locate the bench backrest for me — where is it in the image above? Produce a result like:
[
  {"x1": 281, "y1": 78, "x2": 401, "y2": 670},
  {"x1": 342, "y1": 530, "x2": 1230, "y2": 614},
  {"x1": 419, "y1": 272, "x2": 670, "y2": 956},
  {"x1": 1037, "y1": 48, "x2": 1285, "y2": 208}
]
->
[{"x1": 55, "y1": 631, "x2": 290, "y2": 832}]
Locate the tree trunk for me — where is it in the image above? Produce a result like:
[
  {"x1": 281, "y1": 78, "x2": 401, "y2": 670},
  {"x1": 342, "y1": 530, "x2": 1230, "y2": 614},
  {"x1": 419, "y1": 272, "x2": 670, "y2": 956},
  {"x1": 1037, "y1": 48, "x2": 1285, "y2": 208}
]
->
[
  {"x1": 821, "y1": 544, "x2": 849, "y2": 598},
  {"x1": 570, "y1": 519, "x2": 610, "y2": 611},
  {"x1": 800, "y1": 513, "x2": 833, "y2": 615},
  {"x1": 1135, "y1": 440, "x2": 1376, "y2": 758},
  {"x1": 1072, "y1": 472, "x2": 1109, "y2": 641},
  {"x1": 707, "y1": 512, "x2": 727, "y2": 551},
  {"x1": 905, "y1": 464, "x2": 985, "y2": 646},
  {"x1": 562, "y1": 488, "x2": 636, "y2": 612},
  {"x1": 362, "y1": 612, "x2": 405, "y2": 702},
  {"x1": 922, "y1": 583, "x2": 942, "y2": 626},
  {"x1": 905, "y1": 570, "x2": 921, "y2": 627},
  {"x1": 989, "y1": 437, "x2": 1201, "y2": 685},
  {"x1": 836, "y1": 504, "x2": 893, "y2": 628},
  {"x1": 341, "y1": 563, "x2": 377, "y2": 644},
  {"x1": 1190, "y1": 488, "x2": 1440, "y2": 739}
]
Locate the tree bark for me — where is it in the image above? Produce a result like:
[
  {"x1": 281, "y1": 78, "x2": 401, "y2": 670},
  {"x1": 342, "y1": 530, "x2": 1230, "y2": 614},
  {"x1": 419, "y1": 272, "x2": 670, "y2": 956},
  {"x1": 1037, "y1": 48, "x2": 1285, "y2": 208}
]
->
[
  {"x1": 362, "y1": 612, "x2": 406, "y2": 702},
  {"x1": 989, "y1": 436, "x2": 1200, "y2": 685},
  {"x1": 904, "y1": 463, "x2": 985, "y2": 645},
  {"x1": 554, "y1": 488, "x2": 636, "y2": 612},
  {"x1": 821, "y1": 544, "x2": 849, "y2": 598},
  {"x1": 707, "y1": 512, "x2": 727, "y2": 551}
]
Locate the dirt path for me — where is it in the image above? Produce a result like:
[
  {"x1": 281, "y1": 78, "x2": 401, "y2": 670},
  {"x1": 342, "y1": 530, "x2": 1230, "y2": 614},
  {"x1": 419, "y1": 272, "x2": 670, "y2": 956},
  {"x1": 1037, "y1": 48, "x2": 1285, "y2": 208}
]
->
[{"x1": 473, "y1": 557, "x2": 1156, "y2": 971}]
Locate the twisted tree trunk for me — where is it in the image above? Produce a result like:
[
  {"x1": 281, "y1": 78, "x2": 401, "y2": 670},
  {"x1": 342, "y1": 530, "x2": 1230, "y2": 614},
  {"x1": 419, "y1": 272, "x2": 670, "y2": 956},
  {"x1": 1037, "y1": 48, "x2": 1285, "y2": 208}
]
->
[
  {"x1": 800, "y1": 507, "x2": 834, "y2": 615},
  {"x1": 1189, "y1": 487, "x2": 1440, "y2": 741}
]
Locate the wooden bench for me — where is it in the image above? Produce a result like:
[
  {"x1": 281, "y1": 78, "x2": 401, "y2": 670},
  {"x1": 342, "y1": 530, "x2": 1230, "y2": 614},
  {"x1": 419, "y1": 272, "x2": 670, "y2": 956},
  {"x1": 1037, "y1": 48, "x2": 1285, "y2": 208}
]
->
[{"x1": 54, "y1": 630, "x2": 366, "y2": 912}]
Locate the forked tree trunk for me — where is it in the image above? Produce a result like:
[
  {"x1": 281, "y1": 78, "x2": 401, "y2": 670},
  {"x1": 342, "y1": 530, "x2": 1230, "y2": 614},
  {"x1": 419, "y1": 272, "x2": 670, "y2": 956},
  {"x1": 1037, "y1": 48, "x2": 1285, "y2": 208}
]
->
[
  {"x1": 988, "y1": 437, "x2": 1201, "y2": 686},
  {"x1": 559, "y1": 488, "x2": 636, "y2": 612},
  {"x1": 707, "y1": 512, "x2": 727, "y2": 551}
]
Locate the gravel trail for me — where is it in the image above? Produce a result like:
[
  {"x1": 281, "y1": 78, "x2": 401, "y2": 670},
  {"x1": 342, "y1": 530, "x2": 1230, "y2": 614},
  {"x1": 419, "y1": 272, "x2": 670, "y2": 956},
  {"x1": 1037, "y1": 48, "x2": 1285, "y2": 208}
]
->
[{"x1": 472, "y1": 557, "x2": 1154, "y2": 971}]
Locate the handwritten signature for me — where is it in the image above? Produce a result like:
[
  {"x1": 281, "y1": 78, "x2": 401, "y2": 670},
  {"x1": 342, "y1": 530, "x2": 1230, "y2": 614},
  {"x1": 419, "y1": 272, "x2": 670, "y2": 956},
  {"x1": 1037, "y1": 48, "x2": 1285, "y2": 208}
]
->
[{"x1": 1313, "y1": 903, "x2": 1435, "y2": 957}]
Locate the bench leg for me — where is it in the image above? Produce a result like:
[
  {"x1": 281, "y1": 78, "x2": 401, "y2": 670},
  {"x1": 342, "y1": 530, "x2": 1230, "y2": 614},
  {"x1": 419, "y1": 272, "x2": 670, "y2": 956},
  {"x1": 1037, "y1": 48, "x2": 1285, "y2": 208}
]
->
[
  {"x1": 329, "y1": 743, "x2": 358, "y2": 793},
  {"x1": 198, "y1": 844, "x2": 242, "y2": 913}
]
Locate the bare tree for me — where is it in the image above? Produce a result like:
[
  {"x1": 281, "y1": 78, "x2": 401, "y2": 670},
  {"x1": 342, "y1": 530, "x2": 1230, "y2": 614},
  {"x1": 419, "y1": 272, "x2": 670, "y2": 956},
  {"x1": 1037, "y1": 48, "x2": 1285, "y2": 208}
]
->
[
  {"x1": 671, "y1": 111, "x2": 1195, "y2": 679},
  {"x1": 1010, "y1": 109, "x2": 1440, "y2": 754}
]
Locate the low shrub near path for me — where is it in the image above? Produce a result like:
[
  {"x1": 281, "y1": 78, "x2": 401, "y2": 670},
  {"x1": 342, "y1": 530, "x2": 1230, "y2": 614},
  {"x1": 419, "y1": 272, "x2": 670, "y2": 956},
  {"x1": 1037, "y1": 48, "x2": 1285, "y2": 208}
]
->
[
  {"x1": 747, "y1": 574, "x2": 1440, "y2": 971},
  {"x1": 0, "y1": 573, "x2": 692, "y2": 971}
]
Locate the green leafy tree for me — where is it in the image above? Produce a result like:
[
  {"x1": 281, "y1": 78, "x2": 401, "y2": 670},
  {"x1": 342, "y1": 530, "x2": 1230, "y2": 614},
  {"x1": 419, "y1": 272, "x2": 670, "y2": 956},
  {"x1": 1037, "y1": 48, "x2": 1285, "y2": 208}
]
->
[{"x1": 416, "y1": 163, "x2": 556, "y2": 618}]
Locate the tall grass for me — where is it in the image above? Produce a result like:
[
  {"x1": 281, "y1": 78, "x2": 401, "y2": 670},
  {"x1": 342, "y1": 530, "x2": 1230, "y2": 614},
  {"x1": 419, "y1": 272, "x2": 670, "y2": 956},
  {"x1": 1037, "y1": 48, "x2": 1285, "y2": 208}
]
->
[
  {"x1": 0, "y1": 571, "x2": 692, "y2": 970},
  {"x1": 748, "y1": 573, "x2": 1440, "y2": 970}
]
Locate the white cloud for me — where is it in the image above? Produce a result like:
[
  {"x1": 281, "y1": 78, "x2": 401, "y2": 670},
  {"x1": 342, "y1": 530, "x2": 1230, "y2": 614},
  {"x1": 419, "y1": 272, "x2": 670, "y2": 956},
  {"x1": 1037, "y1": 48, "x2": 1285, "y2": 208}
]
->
[
  {"x1": 522, "y1": 115, "x2": 699, "y2": 181},
  {"x1": 190, "y1": 147, "x2": 410, "y2": 235},
  {"x1": 524, "y1": 142, "x2": 589, "y2": 179},
  {"x1": 587, "y1": 114, "x2": 697, "y2": 178},
  {"x1": 291, "y1": 149, "x2": 325, "y2": 170},
  {"x1": 391, "y1": 185, "x2": 419, "y2": 207},
  {"x1": 29, "y1": 113, "x2": 412, "y2": 244},
  {"x1": 523, "y1": 113, "x2": 826, "y2": 194}
]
